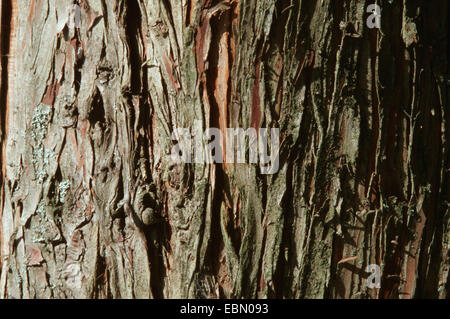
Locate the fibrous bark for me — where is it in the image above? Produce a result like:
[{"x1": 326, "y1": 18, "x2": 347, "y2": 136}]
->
[{"x1": 0, "y1": 0, "x2": 449, "y2": 299}]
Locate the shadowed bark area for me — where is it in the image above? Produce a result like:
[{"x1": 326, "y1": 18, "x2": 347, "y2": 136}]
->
[{"x1": 0, "y1": 0, "x2": 448, "y2": 299}]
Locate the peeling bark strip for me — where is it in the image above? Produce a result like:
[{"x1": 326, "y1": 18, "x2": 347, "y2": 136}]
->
[
  {"x1": 0, "y1": 0, "x2": 448, "y2": 299},
  {"x1": 0, "y1": 0, "x2": 15, "y2": 294}
]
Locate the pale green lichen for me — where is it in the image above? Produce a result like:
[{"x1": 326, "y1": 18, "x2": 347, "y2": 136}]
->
[
  {"x1": 31, "y1": 200, "x2": 53, "y2": 243},
  {"x1": 58, "y1": 180, "x2": 71, "y2": 203},
  {"x1": 44, "y1": 149, "x2": 55, "y2": 167},
  {"x1": 30, "y1": 104, "x2": 53, "y2": 183},
  {"x1": 30, "y1": 104, "x2": 52, "y2": 143}
]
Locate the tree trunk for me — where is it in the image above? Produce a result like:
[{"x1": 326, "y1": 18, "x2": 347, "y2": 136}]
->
[{"x1": 0, "y1": 0, "x2": 448, "y2": 299}]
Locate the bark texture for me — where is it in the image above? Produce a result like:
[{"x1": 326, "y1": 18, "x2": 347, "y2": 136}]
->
[{"x1": 0, "y1": 0, "x2": 449, "y2": 299}]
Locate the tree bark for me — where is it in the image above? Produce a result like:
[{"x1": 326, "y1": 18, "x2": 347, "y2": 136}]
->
[{"x1": 0, "y1": 0, "x2": 448, "y2": 299}]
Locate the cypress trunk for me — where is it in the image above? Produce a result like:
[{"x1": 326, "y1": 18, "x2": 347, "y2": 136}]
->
[{"x1": 0, "y1": 0, "x2": 448, "y2": 299}]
